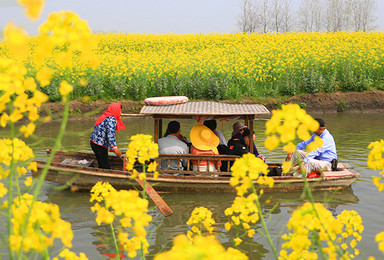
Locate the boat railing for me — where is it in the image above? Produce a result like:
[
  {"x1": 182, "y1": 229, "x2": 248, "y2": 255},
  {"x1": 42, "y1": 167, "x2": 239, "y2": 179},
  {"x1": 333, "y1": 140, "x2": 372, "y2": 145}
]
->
[{"x1": 155, "y1": 154, "x2": 241, "y2": 176}]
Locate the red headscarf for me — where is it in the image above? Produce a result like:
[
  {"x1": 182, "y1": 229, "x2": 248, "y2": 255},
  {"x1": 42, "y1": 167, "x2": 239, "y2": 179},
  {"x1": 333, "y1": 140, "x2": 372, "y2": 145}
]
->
[{"x1": 95, "y1": 103, "x2": 126, "y2": 132}]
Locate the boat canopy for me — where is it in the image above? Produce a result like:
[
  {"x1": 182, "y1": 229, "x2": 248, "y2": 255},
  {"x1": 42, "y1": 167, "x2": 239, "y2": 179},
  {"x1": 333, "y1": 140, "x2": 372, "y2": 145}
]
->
[{"x1": 140, "y1": 101, "x2": 270, "y2": 119}]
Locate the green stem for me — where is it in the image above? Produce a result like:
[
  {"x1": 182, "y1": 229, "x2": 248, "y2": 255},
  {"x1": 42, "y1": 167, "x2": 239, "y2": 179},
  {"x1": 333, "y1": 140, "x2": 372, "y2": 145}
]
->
[
  {"x1": 253, "y1": 187, "x2": 279, "y2": 259},
  {"x1": 7, "y1": 103, "x2": 15, "y2": 260},
  {"x1": 142, "y1": 164, "x2": 147, "y2": 200},
  {"x1": 140, "y1": 241, "x2": 145, "y2": 260},
  {"x1": 298, "y1": 156, "x2": 343, "y2": 259},
  {"x1": 17, "y1": 98, "x2": 70, "y2": 259},
  {"x1": 109, "y1": 223, "x2": 120, "y2": 260}
]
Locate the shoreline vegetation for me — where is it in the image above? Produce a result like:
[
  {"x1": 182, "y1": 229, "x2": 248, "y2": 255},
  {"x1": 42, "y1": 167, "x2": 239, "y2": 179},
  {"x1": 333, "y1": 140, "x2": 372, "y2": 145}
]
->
[
  {"x1": 2, "y1": 32, "x2": 384, "y2": 107},
  {"x1": 40, "y1": 90, "x2": 384, "y2": 118}
]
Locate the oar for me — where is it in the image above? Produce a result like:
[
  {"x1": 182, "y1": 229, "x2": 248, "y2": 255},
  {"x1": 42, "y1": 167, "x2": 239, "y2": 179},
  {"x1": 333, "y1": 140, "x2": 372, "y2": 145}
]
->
[{"x1": 122, "y1": 155, "x2": 173, "y2": 217}]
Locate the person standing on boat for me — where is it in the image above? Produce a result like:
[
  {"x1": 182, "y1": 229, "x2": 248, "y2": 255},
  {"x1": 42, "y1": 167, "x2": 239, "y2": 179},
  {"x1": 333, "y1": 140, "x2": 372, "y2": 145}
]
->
[
  {"x1": 285, "y1": 118, "x2": 337, "y2": 175},
  {"x1": 90, "y1": 103, "x2": 125, "y2": 169},
  {"x1": 158, "y1": 121, "x2": 189, "y2": 171},
  {"x1": 190, "y1": 124, "x2": 221, "y2": 172}
]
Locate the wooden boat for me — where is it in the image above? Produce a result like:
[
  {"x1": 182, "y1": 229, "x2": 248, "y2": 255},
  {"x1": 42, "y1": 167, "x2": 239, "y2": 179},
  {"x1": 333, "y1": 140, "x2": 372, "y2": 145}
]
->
[
  {"x1": 33, "y1": 150, "x2": 358, "y2": 193},
  {"x1": 32, "y1": 100, "x2": 359, "y2": 193}
]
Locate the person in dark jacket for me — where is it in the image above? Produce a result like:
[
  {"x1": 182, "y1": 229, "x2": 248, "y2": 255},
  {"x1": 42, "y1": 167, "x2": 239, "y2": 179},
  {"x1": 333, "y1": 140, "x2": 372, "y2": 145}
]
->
[{"x1": 227, "y1": 129, "x2": 250, "y2": 157}]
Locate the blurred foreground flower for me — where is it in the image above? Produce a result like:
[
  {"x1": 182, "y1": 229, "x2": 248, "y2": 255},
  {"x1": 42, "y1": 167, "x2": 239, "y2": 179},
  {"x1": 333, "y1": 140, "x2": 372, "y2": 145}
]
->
[
  {"x1": 230, "y1": 153, "x2": 272, "y2": 196},
  {"x1": 125, "y1": 134, "x2": 159, "y2": 179},
  {"x1": 265, "y1": 104, "x2": 320, "y2": 153},
  {"x1": 279, "y1": 202, "x2": 363, "y2": 259},
  {"x1": 90, "y1": 182, "x2": 152, "y2": 258},
  {"x1": 18, "y1": 0, "x2": 45, "y2": 20},
  {"x1": 10, "y1": 193, "x2": 73, "y2": 253},
  {"x1": 154, "y1": 234, "x2": 248, "y2": 260},
  {"x1": 186, "y1": 207, "x2": 215, "y2": 239},
  {"x1": 367, "y1": 139, "x2": 384, "y2": 192}
]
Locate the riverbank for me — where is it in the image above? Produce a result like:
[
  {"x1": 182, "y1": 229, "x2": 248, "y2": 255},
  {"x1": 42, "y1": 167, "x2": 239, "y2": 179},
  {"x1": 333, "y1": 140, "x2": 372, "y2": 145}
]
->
[{"x1": 40, "y1": 90, "x2": 384, "y2": 117}]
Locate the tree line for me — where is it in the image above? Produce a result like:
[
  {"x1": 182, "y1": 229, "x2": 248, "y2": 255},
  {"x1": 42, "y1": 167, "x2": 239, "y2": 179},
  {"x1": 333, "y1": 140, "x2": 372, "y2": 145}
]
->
[{"x1": 237, "y1": 0, "x2": 377, "y2": 33}]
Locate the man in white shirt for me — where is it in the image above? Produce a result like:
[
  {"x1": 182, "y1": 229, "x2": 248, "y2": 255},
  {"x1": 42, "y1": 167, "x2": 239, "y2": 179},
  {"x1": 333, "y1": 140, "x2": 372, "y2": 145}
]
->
[{"x1": 158, "y1": 121, "x2": 189, "y2": 171}]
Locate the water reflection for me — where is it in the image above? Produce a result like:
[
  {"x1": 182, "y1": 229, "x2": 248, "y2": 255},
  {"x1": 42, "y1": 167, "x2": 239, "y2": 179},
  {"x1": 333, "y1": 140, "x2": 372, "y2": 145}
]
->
[{"x1": 46, "y1": 186, "x2": 359, "y2": 259}]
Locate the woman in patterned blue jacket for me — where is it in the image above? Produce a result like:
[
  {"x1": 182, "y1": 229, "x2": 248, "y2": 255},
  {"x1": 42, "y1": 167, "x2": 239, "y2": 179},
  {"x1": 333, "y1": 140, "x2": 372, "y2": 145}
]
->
[{"x1": 90, "y1": 103, "x2": 125, "y2": 168}]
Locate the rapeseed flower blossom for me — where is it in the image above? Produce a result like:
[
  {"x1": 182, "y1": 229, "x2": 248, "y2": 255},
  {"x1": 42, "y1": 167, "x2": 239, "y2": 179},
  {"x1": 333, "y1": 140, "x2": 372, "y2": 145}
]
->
[
  {"x1": 376, "y1": 232, "x2": 384, "y2": 254},
  {"x1": 186, "y1": 207, "x2": 215, "y2": 239},
  {"x1": 279, "y1": 202, "x2": 363, "y2": 259},
  {"x1": 2, "y1": 31, "x2": 382, "y2": 101},
  {"x1": 126, "y1": 134, "x2": 159, "y2": 179},
  {"x1": 230, "y1": 153, "x2": 272, "y2": 196},
  {"x1": 0, "y1": 138, "x2": 34, "y2": 167},
  {"x1": 53, "y1": 248, "x2": 88, "y2": 260},
  {"x1": 224, "y1": 193, "x2": 259, "y2": 243},
  {"x1": 90, "y1": 182, "x2": 152, "y2": 258},
  {"x1": 18, "y1": 0, "x2": 45, "y2": 20},
  {"x1": 154, "y1": 234, "x2": 248, "y2": 260},
  {"x1": 265, "y1": 104, "x2": 321, "y2": 153},
  {"x1": 367, "y1": 139, "x2": 384, "y2": 191},
  {"x1": 59, "y1": 80, "x2": 73, "y2": 100},
  {"x1": 9, "y1": 193, "x2": 73, "y2": 253},
  {"x1": 0, "y1": 183, "x2": 8, "y2": 197}
]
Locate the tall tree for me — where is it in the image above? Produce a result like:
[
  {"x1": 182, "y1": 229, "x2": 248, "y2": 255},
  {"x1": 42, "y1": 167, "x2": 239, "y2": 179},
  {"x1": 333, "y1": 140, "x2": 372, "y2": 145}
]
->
[
  {"x1": 324, "y1": 0, "x2": 348, "y2": 31},
  {"x1": 257, "y1": 0, "x2": 271, "y2": 33},
  {"x1": 237, "y1": 0, "x2": 259, "y2": 33},
  {"x1": 271, "y1": 0, "x2": 283, "y2": 32},
  {"x1": 298, "y1": 0, "x2": 324, "y2": 32},
  {"x1": 347, "y1": 0, "x2": 377, "y2": 31},
  {"x1": 281, "y1": 0, "x2": 295, "y2": 32}
]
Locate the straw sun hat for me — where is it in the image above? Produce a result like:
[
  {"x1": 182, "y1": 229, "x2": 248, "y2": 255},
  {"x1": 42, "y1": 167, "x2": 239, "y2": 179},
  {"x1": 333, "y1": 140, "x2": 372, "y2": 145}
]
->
[{"x1": 190, "y1": 124, "x2": 219, "y2": 152}]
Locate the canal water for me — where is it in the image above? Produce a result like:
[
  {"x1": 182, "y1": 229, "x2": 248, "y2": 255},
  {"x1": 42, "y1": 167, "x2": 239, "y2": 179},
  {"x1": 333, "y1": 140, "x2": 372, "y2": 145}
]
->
[{"x1": 2, "y1": 112, "x2": 384, "y2": 259}]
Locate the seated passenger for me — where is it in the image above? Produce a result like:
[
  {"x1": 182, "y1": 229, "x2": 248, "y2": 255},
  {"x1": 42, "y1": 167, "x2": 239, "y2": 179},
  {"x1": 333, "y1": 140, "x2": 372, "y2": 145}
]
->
[
  {"x1": 190, "y1": 124, "x2": 221, "y2": 172},
  {"x1": 228, "y1": 128, "x2": 250, "y2": 157},
  {"x1": 158, "y1": 121, "x2": 189, "y2": 170},
  {"x1": 248, "y1": 130, "x2": 267, "y2": 162},
  {"x1": 285, "y1": 118, "x2": 337, "y2": 176},
  {"x1": 231, "y1": 122, "x2": 266, "y2": 161},
  {"x1": 203, "y1": 119, "x2": 227, "y2": 146},
  {"x1": 231, "y1": 121, "x2": 248, "y2": 137}
]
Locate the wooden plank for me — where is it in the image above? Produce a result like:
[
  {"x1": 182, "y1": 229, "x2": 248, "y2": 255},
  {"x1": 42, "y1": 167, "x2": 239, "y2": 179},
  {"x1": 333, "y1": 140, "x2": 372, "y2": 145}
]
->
[{"x1": 122, "y1": 156, "x2": 173, "y2": 217}]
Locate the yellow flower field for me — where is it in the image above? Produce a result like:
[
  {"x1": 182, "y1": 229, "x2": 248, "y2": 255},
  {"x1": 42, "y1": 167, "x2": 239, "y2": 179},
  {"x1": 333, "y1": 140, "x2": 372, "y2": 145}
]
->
[{"x1": 2, "y1": 31, "x2": 384, "y2": 101}]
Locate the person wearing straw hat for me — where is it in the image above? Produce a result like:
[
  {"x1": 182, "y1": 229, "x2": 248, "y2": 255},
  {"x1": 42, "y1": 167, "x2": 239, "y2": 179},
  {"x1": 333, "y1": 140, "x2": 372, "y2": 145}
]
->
[{"x1": 190, "y1": 124, "x2": 221, "y2": 172}]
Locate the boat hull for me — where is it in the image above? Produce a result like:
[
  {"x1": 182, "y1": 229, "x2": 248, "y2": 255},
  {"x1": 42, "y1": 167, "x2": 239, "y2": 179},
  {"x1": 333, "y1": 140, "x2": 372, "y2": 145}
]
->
[{"x1": 33, "y1": 156, "x2": 359, "y2": 193}]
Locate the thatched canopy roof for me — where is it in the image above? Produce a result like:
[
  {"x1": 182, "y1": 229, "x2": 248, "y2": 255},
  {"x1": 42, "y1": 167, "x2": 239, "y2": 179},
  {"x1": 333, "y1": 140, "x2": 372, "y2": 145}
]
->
[{"x1": 140, "y1": 101, "x2": 270, "y2": 119}]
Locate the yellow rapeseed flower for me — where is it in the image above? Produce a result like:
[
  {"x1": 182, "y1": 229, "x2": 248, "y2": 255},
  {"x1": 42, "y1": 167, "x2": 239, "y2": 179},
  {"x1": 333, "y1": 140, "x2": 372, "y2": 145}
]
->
[
  {"x1": 10, "y1": 193, "x2": 73, "y2": 253},
  {"x1": 154, "y1": 234, "x2": 248, "y2": 260},
  {"x1": 24, "y1": 176, "x2": 33, "y2": 187},
  {"x1": 0, "y1": 183, "x2": 8, "y2": 197},
  {"x1": 280, "y1": 202, "x2": 364, "y2": 259},
  {"x1": 36, "y1": 67, "x2": 53, "y2": 87},
  {"x1": 59, "y1": 80, "x2": 73, "y2": 96},
  {"x1": 376, "y1": 232, "x2": 384, "y2": 254},
  {"x1": 367, "y1": 139, "x2": 384, "y2": 192},
  {"x1": 20, "y1": 122, "x2": 36, "y2": 137},
  {"x1": 186, "y1": 207, "x2": 216, "y2": 236},
  {"x1": 18, "y1": 0, "x2": 45, "y2": 20}
]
